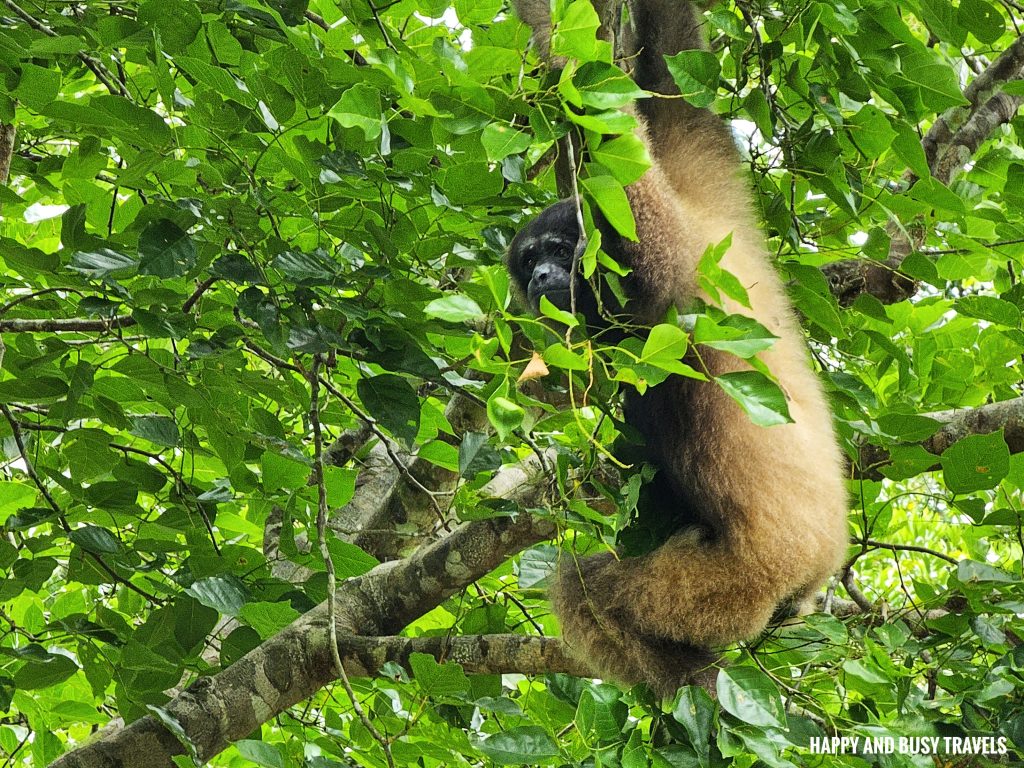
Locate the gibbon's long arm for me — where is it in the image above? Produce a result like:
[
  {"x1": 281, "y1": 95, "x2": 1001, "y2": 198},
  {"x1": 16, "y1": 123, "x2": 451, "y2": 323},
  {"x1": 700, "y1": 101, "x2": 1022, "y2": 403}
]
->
[{"x1": 510, "y1": 0, "x2": 849, "y2": 696}]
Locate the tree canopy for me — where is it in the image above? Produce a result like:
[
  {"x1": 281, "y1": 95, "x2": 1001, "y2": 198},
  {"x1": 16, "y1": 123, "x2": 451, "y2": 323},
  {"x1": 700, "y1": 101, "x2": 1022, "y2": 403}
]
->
[{"x1": 0, "y1": 0, "x2": 1023, "y2": 766}]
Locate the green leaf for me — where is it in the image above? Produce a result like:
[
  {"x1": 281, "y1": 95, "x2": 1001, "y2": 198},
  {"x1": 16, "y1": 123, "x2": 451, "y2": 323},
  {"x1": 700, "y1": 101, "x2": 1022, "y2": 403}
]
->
[
  {"x1": 272, "y1": 249, "x2": 341, "y2": 285},
  {"x1": 591, "y1": 134, "x2": 651, "y2": 185},
  {"x1": 898, "y1": 57, "x2": 970, "y2": 112},
  {"x1": 672, "y1": 686, "x2": 715, "y2": 762},
  {"x1": 13, "y1": 63, "x2": 60, "y2": 111},
  {"x1": 581, "y1": 175, "x2": 637, "y2": 241},
  {"x1": 715, "y1": 371, "x2": 792, "y2": 427},
  {"x1": 69, "y1": 526, "x2": 122, "y2": 555},
  {"x1": 847, "y1": 105, "x2": 897, "y2": 160},
  {"x1": 716, "y1": 666, "x2": 784, "y2": 728},
  {"x1": 941, "y1": 431, "x2": 1010, "y2": 493},
  {"x1": 438, "y1": 161, "x2": 505, "y2": 204},
  {"x1": 357, "y1": 374, "x2": 421, "y2": 444},
  {"x1": 234, "y1": 740, "x2": 285, "y2": 768},
  {"x1": 328, "y1": 84, "x2": 382, "y2": 140},
  {"x1": 573, "y1": 62, "x2": 646, "y2": 110},
  {"x1": 424, "y1": 294, "x2": 485, "y2": 322},
  {"x1": 639, "y1": 323, "x2": 689, "y2": 369},
  {"x1": 958, "y1": 0, "x2": 1004, "y2": 44},
  {"x1": 481, "y1": 123, "x2": 532, "y2": 162},
  {"x1": 185, "y1": 574, "x2": 249, "y2": 617},
  {"x1": 955, "y1": 296, "x2": 1021, "y2": 327},
  {"x1": 473, "y1": 725, "x2": 559, "y2": 765},
  {"x1": 129, "y1": 415, "x2": 179, "y2": 447},
  {"x1": 693, "y1": 315, "x2": 777, "y2": 358},
  {"x1": 956, "y1": 559, "x2": 1015, "y2": 583},
  {"x1": 665, "y1": 50, "x2": 721, "y2": 108},
  {"x1": 550, "y1": 0, "x2": 602, "y2": 60},
  {"x1": 486, "y1": 392, "x2": 525, "y2": 442},
  {"x1": 70, "y1": 248, "x2": 138, "y2": 279},
  {"x1": 139, "y1": 0, "x2": 201, "y2": 52},
  {"x1": 13, "y1": 648, "x2": 78, "y2": 690},
  {"x1": 409, "y1": 653, "x2": 471, "y2": 696},
  {"x1": 138, "y1": 220, "x2": 196, "y2": 278}
]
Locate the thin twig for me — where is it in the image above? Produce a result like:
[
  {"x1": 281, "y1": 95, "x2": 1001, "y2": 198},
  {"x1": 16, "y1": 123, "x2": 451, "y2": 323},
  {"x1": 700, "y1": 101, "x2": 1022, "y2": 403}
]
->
[
  {"x1": 1, "y1": 0, "x2": 129, "y2": 97},
  {"x1": 0, "y1": 404, "x2": 162, "y2": 604},
  {"x1": 864, "y1": 539, "x2": 958, "y2": 566},
  {"x1": 309, "y1": 355, "x2": 396, "y2": 768}
]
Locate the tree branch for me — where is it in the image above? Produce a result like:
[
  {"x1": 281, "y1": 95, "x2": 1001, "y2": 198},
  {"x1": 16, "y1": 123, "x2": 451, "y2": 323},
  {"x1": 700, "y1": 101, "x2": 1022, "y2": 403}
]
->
[
  {"x1": 49, "y1": 502, "x2": 555, "y2": 768},
  {"x1": 0, "y1": 315, "x2": 136, "y2": 333},
  {"x1": 857, "y1": 396, "x2": 1024, "y2": 477},
  {"x1": 822, "y1": 33, "x2": 1024, "y2": 306},
  {"x1": 336, "y1": 633, "x2": 590, "y2": 678}
]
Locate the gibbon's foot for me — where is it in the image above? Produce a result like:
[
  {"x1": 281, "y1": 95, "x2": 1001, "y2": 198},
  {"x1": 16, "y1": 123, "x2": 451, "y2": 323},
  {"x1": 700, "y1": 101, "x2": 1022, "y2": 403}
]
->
[{"x1": 554, "y1": 552, "x2": 721, "y2": 698}]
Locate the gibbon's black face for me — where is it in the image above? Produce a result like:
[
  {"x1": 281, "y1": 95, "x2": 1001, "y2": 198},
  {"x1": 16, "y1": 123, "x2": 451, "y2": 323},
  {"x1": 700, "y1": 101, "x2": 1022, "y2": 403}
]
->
[{"x1": 507, "y1": 200, "x2": 601, "y2": 325}]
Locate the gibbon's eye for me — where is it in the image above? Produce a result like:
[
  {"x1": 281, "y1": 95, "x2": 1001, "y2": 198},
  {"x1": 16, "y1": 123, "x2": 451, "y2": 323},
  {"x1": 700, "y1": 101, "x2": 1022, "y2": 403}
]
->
[{"x1": 522, "y1": 253, "x2": 537, "y2": 273}]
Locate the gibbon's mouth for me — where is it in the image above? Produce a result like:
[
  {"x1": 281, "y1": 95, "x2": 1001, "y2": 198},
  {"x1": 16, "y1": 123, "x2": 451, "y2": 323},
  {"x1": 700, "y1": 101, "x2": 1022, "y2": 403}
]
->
[{"x1": 530, "y1": 287, "x2": 573, "y2": 312}]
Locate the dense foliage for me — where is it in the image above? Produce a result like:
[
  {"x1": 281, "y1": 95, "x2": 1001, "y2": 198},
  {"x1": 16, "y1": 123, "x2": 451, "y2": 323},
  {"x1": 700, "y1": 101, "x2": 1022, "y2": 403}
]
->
[{"x1": 0, "y1": 0, "x2": 1023, "y2": 766}]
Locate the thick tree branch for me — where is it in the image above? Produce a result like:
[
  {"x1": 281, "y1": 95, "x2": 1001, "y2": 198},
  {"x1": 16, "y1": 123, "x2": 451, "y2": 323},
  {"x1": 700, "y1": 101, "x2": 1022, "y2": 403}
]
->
[
  {"x1": 49, "y1": 486, "x2": 555, "y2": 768},
  {"x1": 337, "y1": 633, "x2": 590, "y2": 678},
  {"x1": 933, "y1": 91, "x2": 1024, "y2": 184},
  {"x1": 821, "y1": 33, "x2": 1024, "y2": 306},
  {"x1": 856, "y1": 396, "x2": 1024, "y2": 478},
  {"x1": 922, "y1": 33, "x2": 1024, "y2": 168}
]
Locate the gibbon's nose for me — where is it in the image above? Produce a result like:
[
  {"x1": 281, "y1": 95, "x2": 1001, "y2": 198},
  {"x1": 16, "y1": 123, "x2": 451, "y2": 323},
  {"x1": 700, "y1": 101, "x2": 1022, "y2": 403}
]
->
[{"x1": 532, "y1": 262, "x2": 558, "y2": 286}]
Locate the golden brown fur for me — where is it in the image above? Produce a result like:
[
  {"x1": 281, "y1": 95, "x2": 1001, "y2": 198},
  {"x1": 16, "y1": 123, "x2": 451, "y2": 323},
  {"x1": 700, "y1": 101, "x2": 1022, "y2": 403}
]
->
[{"x1": 512, "y1": 0, "x2": 849, "y2": 697}]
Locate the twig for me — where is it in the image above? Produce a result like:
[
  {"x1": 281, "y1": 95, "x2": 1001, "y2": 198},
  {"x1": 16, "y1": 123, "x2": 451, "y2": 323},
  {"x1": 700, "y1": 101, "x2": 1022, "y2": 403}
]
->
[
  {"x1": 309, "y1": 355, "x2": 396, "y2": 768},
  {"x1": 0, "y1": 404, "x2": 162, "y2": 604},
  {"x1": 864, "y1": 538, "x2": 959, "y2": 566},
  {"x1": 1, "y1": 0, "x2": 129, "y2": 98}
]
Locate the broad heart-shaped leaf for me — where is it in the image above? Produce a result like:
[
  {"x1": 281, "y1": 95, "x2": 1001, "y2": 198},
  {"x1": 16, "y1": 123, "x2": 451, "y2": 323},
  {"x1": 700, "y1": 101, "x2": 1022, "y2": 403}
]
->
[
  {"x1": 591, "y1": 133, "x2": 651, "y2": 185},
  {"x1": 715, "y1": 370, "x2": 792, "y2": 427},
  {"x1": 716, "y1": 666, "x2": 785, "y2": 728},
  {"x1": 472, "y1": 725, "x2": 559, "y2": 765},
  {"x1": 573, "y1": 62, "x2": 646, "y2": 111},
  {"x1": 665, "y1": 49, "x2": 721, "y2": 108},
  {"x1": 356, "y1": 374, "x2": 421, "y2": 444},
  {"x1": 486, "y1": 391, "x2": 525, "y2": 442},
  {"x1": 138, "y1": 219, "x2": 196, "y2": 278},
  {"x1": 409, "y1": 652, "x2": 471, "y2": 697},
  {"x1": 581, "y1": 174, "x2": 637, "y2": 241},
  {"x1": 958, "y1": 0, "x2": 1004, "y2": 44},
  {"x1": 328, "y1": 83, "x2": 382, "y2": 140},
  {"x1": 847, "y1": 105, "x2": 897, "y2": 160},
  {"x1": 13, "y1": 647, "x2": 79, "y2": 690},
  {"x1": 639, "y1": 323, "x2": 689, "y2": 367},
  {"x1": 941, "y1": 431, "x2": 1010, "y2": 493},
  {"x1": 272, "y1": 249, "x2": 341, "y2": 285}
]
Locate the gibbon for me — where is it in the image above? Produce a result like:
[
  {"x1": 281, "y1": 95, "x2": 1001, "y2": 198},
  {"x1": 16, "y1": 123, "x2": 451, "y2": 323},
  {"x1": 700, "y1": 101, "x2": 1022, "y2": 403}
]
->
[{"x1": 507, "y1": 0, "x2": 849, "y2": 696}]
